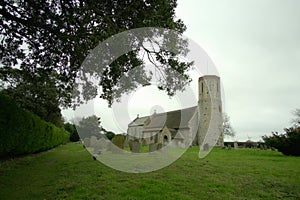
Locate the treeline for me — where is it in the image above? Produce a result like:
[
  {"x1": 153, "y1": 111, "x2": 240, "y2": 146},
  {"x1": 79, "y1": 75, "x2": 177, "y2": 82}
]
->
[
  {"x1": 262, "y1": 109, "x2": 300, "y2": 156},
  {"x1": 0, "y1": 93, "x2": 69, "y2": 157}
]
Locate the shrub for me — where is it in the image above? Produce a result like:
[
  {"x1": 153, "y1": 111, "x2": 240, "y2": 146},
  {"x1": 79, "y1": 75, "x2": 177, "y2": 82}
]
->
[
  {"x1": 112, "y1": 134, "x2": 125, "y2": 149},
  {"x1": 262, "y1": 127, "x2": 300, "y2": 156},
  {"x1": 105, "y1": 131, "x2": 115, "y2": 140},
  {"x1": 64, "y1": 123, "x2": 80, "y2": 142},
  {"x1": 0, "y1": 93, "x2": 69, "y2": 156}
]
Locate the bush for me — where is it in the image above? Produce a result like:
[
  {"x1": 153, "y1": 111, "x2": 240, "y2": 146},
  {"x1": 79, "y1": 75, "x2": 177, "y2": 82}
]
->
[
  {"x1": 112, "y1": 134, "x2": 125, "y2": 149},
  {"x1": 64, "y1": 123, "x2": 80, "y2": 142},
  {"x1": 262, "y1": 127, "x2": 300, "y2": 156},
  {"x1": 0, "y1": 93, "x2": 70, "y2": 156},
  {"x1": 105, "y1": 131, "x2": 115, "y2": 140}
]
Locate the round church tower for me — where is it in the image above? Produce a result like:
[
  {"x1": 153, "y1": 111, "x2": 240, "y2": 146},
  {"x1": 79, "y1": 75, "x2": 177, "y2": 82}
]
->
[{"x1": 197, "y1": 75, "x2": 223, "y2": 148}]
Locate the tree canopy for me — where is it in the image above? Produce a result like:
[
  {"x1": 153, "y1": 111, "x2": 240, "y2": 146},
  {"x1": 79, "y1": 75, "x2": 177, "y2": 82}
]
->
[
  {"x1": 291, "y1": 108, "x2": 300, "y2": 128},
  {"x1": 223, "y1": 113, "x2": 235, "y2": 137},
  {"x1": 1, "y1": 0, "x2": 192, "y2": 108},
  {"x1": 76, "y1": 115, "x2": 102, "y2": 139}
]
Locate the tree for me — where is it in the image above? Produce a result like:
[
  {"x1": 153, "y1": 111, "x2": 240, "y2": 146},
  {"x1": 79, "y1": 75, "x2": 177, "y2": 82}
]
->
[
  {"x1": 1, "y1": 0, "x2": 192, "y2": 107},
  {"x1": 0, "y1": 68, "x2": 64, "y2": 127},
  {"x1": 64, "y1": 122, "x2": 80, "y2": 142},
  {"x1": 105, "y1": 131, "x2": 115, "y2": 141},
  {"x1": 262, "y1": 128, "x2": 300, "y2": 156},
  {"x1": 76, "y1": 115, "x2": 102, "y2": 139},
  {"x1": 223, "y1": 113, "x2": 235, "y2": 137},
  {"x1": 291, "y1": 109, "x2": 300, "y2": 128},
  {"x1": 262, "y1": 108, "x2": 300, "y2": 156}
]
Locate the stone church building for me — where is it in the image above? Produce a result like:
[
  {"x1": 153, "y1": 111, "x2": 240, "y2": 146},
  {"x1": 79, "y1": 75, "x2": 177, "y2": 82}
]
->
[{"x1": 126, "y1": 75, "x2": 224, "y2": 148}]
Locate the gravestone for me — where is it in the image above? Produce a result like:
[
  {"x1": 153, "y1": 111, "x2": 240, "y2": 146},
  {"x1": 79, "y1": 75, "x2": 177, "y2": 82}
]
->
[
  {"x1": 149, "y1": 143, "x2": 156, "y2": 152},
  {"x1": 271, "y1": 147, "x2": 276, "y2": 151},
  {"x1": 93, "y1": 138, "x2": 109, "y2": 154},
  {"x1": 83, "y1": 137, "x2": 91, "y2": 147},
  {"x1": 203, "y1": 143, "x2": 209, "y2": 151},
  {"x1": 90, "y1": 136, "x2": 97, "y2": 147},
  {"x1": 234, "y1": 142, "x2": 238, "y2": 150},
  {"x1": 263, "y1": 144, "x2": 268, "y2": 150},
  {"x1": 98, "y1": 137, "x2": 108, "y2": 150},
  {"x1": 157, "y1": 143, "x2": 163, "y2": 150},
  {"x1": 131, "y1": 141, "x2": 140, "y2": 153},
  {"x1": 228, "y1": 144, "x2": 232, "y2": 150}
]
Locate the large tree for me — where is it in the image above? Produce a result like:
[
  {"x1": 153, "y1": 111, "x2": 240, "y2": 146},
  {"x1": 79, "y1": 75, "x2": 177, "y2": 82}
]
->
[{"x1": 0, "y1": 0, "x2": 192, "y2": 108}]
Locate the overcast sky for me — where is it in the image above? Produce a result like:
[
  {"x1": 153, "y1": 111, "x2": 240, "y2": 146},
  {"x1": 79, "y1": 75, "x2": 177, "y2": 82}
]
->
[
  {"x1": 175, "y1": 0, "x2": 300, "y2": 141},
  {"x1": 63, "y1": 0, "x2": 300, "y2": 142}
]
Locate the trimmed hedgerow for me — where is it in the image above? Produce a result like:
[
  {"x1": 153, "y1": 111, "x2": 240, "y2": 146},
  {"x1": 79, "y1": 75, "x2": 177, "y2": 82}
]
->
[{"x1": 0, "y1": 93, "x2": 69, "y2": 156}]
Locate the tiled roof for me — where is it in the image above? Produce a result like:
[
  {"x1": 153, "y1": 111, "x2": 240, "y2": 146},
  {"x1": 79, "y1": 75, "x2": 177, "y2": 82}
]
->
[
  {"x1": 141, "y1": 106, "x2": 197, "y2": 131},
  {"x1": 128, "y1": 116, "x2": 149, "y2": 127}
]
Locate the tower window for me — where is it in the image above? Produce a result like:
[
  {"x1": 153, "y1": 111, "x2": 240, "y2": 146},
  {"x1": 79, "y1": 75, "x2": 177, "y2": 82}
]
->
[
  {"x1": 217, "y1": 83, "x2": 219, "y2": 92},
  {"x1": 201, "y1": 82, "x2": 203, "y2": 93}
]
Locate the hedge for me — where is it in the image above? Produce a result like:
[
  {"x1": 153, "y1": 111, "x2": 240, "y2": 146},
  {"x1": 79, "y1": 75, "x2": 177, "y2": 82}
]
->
[{"x1": 0, "y1": 93, "x2": 70, "y2": 156}]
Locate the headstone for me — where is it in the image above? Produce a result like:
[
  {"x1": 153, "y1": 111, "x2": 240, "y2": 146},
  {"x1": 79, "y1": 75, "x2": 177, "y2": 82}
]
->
[
  {"x1": 157, "y1": 143, "x2": 163, "y2": 150},
  {"x1": 160, "y1": 146, "x2": 168, "y2": 154},
  {"x1": 83, "y1": 137, "x2": 91, "y2": 147},
  {"x1": 90, "y1": 136, "x2": 97, "y2": 147},
  {"x1": 259, "y1": 144, "x2": 264, "y2": 150},
  {"x1": 234, "y1": 142, "x2": 238, "y2": 150},
  {"x1": 149, "y1": 143, "x2": 156, "y2": 152},
  {"x1": 203, "y1": 143, "x2": 209, "y2": 151},
  {"x1": 263, "y1": 144, "x2": 267, "y2": 150},
  {"x1": 228, "y1": 144, "x2": 232, "y2": 150},
  {"x1": 271, "y1": 147, "x2": 276, "y2": 151},
  {"x1": 93, "y1": 138, "x2": 108, "y2": 154},
  {"x1": 98, "y1": 137, "x2": 108, "y2": 150},
  {"x1": 131, "y1": 141, "x2": 140, "y2": 153}
]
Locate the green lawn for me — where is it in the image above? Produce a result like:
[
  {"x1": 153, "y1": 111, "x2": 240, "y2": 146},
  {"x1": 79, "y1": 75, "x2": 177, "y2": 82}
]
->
[{"x1": 0, "y1": 143, "x2": 299, "y2": 200}]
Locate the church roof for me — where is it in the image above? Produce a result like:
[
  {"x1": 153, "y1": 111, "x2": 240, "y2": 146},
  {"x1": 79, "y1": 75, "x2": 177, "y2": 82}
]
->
[
  {"x1": 128, "y1": 116, "x2": 149, "y2": 127},
  {"x1": 143, "y1": 106, "x2": 197, "y2": 131}
]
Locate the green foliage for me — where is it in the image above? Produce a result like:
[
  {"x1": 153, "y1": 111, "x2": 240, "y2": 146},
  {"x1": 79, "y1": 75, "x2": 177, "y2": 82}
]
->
[
  {"x1": 0, "y1": 93, "x2": 69, "y2": 156},
  {"x1": 262, "y1": 127, "x2": 300, "y2": 156},
  {"x1": 223, "y1": 113, "x2": 235, "y2": 137},
  {"x1": 64, "y1": 123, "x2": 80, "y2": 142},
  {"x1": 111, "y1": 134, "x2": 126, "y2": 149},
  {"x1": 1, "y1": 69, "x2": 64, "y2": 127},
  {"x1": 105, "y1": 131, "x2": 115, "y2": 140},
  {"x1": 76, "y1": 115, "x2": 102, "y2": 139},
  {"x1": 1, "y1": 0, "x2": 191, "y2": 107}
]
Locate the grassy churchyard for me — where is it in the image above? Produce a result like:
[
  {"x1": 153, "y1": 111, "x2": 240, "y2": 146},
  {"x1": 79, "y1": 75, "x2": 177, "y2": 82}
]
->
[{"x1": 0, "y1": 142, "x2": 299, "y2": 199}]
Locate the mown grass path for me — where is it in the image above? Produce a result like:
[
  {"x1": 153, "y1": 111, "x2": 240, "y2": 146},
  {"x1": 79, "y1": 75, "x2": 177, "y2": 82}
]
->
[{"x1": 0, "y1": 143, "x2": 299, "y2": 199}]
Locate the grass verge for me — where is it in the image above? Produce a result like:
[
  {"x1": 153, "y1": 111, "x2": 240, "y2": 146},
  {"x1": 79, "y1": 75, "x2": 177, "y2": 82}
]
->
[{"x1": 0, "y1": 142, "x2": 299, "y2": 199}]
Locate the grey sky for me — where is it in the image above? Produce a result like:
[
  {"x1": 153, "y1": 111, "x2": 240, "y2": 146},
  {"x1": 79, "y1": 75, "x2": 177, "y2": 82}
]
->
[
  {"x1": 176, "y1": 0, "x2": 300, "y2": 141},
  {"x1": 63, "y1": 0, "x2": 300, "y2": 142}
]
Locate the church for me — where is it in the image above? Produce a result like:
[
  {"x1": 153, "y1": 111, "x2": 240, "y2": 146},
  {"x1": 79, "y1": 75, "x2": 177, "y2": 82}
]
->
[{"x1": 126, "y1": 75, "x2": 224, "y2": 148}]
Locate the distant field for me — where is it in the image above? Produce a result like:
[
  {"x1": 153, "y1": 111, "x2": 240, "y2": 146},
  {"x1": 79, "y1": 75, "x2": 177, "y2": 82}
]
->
[{"x1": 0, "y1": 143, "x2": 299, "y2": 199}]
